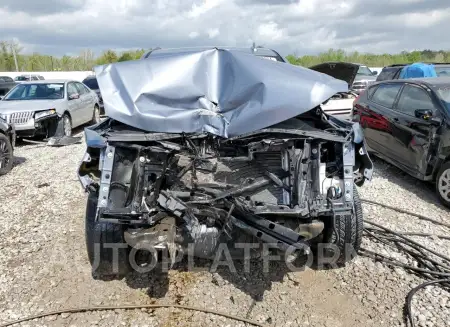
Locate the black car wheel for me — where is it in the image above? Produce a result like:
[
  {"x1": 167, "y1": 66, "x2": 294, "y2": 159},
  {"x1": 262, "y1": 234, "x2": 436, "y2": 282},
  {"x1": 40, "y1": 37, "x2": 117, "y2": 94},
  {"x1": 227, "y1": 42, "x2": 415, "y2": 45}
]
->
[
  {"x1": 436, "y1": 161, "x2": 450, "y2": 208},
  {"x1": 319, "y1": 185, "x2": 363, "y2": 266},
  {"x1": 85, "y1": 193, "x2": 130, "y2": 279},
  {"x1": 0, "y1": 133, "x2": 13, "y2": 175}
]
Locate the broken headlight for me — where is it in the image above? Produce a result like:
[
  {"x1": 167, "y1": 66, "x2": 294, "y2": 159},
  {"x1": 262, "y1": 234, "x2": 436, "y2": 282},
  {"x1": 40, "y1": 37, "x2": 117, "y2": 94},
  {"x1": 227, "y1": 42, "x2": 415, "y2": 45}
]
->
[{"x1": 34, "y1": 109, "x2": 56, "y2": 120}]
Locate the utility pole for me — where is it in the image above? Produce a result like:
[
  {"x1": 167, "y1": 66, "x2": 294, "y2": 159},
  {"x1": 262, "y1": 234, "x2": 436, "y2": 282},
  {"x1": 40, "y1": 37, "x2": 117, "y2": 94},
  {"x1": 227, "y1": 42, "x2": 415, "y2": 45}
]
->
[{"x1": 10, "y1": 42, "x2": 19, "y2": 72}]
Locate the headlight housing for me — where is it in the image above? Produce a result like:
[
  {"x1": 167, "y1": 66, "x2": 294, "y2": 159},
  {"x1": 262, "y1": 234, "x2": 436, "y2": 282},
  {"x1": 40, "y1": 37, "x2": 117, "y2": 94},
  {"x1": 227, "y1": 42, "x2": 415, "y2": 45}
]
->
[{"x1": 34, "y1": 109, "x2": 56, "y2": 120}]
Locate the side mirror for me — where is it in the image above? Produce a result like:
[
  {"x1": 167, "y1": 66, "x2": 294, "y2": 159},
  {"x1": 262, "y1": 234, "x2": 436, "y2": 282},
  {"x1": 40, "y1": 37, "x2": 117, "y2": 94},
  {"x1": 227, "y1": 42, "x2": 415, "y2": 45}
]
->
[
  {"x1": 414, "y1": 109, "x2": 433, "y2": 120},
  {"x1": 414, "y1": 109, "x2": 441, "y2": 125},
  {"x1": 69, "y1": 93, "x2": 79, "y2": 100}
]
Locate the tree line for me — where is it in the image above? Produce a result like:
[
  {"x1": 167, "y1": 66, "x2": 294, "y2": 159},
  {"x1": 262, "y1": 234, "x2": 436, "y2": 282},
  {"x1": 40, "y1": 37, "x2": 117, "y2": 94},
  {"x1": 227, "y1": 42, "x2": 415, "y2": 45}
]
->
[{"x1": 1, "y1": 40, "x2": 450, "y2": 72}]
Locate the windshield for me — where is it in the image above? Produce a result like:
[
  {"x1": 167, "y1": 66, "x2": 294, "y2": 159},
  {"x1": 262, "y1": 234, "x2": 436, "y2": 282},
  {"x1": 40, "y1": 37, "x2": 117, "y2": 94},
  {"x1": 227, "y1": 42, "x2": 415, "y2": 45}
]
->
[
  {"x1": 357, "y1": 66, "x2": 373, "y2": 76},
  {"x1": 83, "y1": 77, "x2": 99, "y2": 89},
  {"x1": 3, "y1": 83, "x2": 65, "y2": 101}
]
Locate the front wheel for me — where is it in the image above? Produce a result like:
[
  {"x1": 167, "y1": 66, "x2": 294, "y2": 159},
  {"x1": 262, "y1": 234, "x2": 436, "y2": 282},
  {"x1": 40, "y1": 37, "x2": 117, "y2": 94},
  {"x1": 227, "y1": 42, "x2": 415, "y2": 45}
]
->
[
  {"x1": 91, "y1": 105, "x2": 100, "y2": 125},
  {"x1": 62, "y1": 114, "x2": 72, "y2": 137},
  {"x1": 319, "y1": 185, "x2": 363, "y2": 266},
  {"x1": 0, "y1": 133, "x2": 13, "y2": 175},
  {"x1": 85, "y1": 193, "x2": 130, "y2": 279},
  {"x1": 436, "y1": 161, "x2": 450, "y2": 208}
]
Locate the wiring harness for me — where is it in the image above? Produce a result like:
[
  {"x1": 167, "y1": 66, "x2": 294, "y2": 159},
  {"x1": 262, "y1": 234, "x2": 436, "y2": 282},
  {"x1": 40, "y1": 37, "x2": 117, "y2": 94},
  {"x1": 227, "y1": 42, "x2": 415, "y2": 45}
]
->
[{"x1": 360, "y1": 199, "x2": 450, "y2": 327}]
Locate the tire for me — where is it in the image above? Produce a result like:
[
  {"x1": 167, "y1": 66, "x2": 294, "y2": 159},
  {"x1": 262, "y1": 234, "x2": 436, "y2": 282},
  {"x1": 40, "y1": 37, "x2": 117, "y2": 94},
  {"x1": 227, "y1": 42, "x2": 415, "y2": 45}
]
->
[
  {"x1": 320, "y1": 185, "x2": 363, "y2": 266},
  {"x1": 0, "y1": 133, "x2": 13, "y2": 175},
  {"x1": 436, "y1": 161, "x2": 450, "y2": 208},
  {"x1": 91, "y1": 105, "x2": 100, "y2": 125},
  {"x1": 85, "y1": 193, "x2": 130, "y2": 279},
  {"x1": 62, "y1": 114, "x2": 72, "y2": 137}
]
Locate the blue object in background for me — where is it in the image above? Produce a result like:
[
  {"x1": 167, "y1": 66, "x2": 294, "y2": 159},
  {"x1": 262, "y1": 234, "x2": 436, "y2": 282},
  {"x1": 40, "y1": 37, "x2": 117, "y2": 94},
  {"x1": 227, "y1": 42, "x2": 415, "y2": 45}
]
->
[{"x1": 400, "y1": 62, "x2": 438, "y2": 79}]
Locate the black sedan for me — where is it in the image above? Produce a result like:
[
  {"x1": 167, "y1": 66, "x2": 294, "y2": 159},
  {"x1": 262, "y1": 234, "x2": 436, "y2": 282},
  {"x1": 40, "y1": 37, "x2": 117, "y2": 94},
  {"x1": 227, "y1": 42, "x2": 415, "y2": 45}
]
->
[{"x1": 352, "y1": 77, "x2": 450, "y2": 207}]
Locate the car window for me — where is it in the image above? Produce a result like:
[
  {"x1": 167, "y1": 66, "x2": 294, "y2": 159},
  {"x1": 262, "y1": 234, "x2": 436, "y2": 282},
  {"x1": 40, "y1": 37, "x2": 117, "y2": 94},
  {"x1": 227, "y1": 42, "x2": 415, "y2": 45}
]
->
[
  {"x1": 376, "y1": 67, "x2": 401, "y2": 81},
  {"x1": 435, "y1": 66, "x2": 450, "y2": 77},
  {"x1": 74, "y1": 82, "x2": 87, "y2": 95},
  {"x1": 67, "y1": 83, "x2": 79, "y2": 97},
  {"x1": 82, "y1": 77, "x2": 99, "y2": 89},
  {"x1": 3, "y1": 83, "x2": 65, "y2": 100},
  {"x1": 0, "y1": 76, "x2": 13, "y2": 82},
  {"x1": 371, "y1": 83, "x2": 402, "y2": 108},
  {"x1": 396, "y1": 85, "x2": 434, "y2": 116},
  {"x1": 357, "y1": 66, "x2": 373, "y2": 76},
  {"x1": 367, "y1": 85, "x2": 378, "y2": 99}
]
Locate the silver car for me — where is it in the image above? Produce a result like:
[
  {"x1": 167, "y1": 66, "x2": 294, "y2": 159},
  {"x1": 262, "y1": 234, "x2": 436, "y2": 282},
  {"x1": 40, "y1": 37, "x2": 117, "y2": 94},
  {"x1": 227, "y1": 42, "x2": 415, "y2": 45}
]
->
[{"x1": 0, "y1": 79, "x2": 101, "y2": 138}]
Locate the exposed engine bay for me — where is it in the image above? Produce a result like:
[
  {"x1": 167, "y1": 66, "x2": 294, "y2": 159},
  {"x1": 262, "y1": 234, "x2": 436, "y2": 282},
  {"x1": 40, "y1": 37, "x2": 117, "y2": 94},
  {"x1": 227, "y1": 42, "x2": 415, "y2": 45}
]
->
[
  {"x1": 79, "y1": 109, "x2": 373, "y2": 267},
  {"x1": 77, "y1": 48, "x2": 373, "y2": 276}
]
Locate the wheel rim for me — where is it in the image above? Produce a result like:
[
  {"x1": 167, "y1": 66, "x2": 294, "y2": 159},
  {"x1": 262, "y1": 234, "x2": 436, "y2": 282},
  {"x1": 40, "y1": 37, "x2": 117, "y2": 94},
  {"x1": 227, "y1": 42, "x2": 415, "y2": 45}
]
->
[
  {"x1": 438, "y1": 168, "x2": 450, "y2": 202},
  {"x1": 63, "y1": 116, "x2": 71, "y2": 136},
  {"x1": 0, "y1": 139, "x2": 11, "y2": 169}
]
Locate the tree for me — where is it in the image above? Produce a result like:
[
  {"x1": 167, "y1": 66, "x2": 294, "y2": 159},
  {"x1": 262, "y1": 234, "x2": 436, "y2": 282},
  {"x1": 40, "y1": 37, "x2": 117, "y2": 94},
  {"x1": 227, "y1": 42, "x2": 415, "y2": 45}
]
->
[
  {"x1": 118, "y1": 52, "x2": 133, "y2": 62},
  {"x1": 96, "y1": 50, "x2": 118, "y2": 65}
]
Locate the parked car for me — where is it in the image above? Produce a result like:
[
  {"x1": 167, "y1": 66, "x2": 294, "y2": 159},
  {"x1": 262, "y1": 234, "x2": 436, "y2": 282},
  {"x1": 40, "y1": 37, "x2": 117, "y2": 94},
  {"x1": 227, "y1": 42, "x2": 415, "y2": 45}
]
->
[
  {"x1": 0, "y1": 79, "x2": 100, "y2": 138},
  {"x1": 0, "y1": 76, "x2": 17, "y2": 99},
  {"x1": 305, "y1": 62, "x2": 374, "y2": 118},
  {"x1": 352, "y1": 77, "x2": 450, "y2": 207},
  {"x1": 0, "y1": 116, "x2": 15, "y2": 175},
  {"x1": 82, "y1": 75, "x2": 104, "y2": 114},
  {"x1": 376, "y1": 63, "x2": 450, "y2": 82},
  {"x1": 78, "y1": 48, "x2": 373, "y2": 278},
  {"x1": 310, "y1": 62, "x2": 377, "y2": 94},
  {"x1": 14, "y1": 74, "x2": 45, "y2": 82}
]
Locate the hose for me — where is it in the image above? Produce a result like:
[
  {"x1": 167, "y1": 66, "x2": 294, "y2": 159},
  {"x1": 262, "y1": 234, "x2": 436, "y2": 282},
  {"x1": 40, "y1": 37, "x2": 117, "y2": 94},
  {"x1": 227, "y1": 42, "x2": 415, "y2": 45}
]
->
[
  {"x1": 0, "y1": 304, "x2": 270, "y2": 327},
  {"x1": 359, "y1": 197, "x2": 450, "y2": 326},
  {"x1": 361, "y1": 198, "x2": 450, "y2": 229},
  {"x1": 406, "y1": 279, "x2": 450, "y2": 327}
]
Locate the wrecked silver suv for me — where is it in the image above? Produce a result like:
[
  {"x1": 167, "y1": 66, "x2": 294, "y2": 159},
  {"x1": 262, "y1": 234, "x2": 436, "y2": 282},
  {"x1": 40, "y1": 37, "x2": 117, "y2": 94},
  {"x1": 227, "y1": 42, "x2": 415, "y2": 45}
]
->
[{"x1": 78, "y1": 48, "x2": 373, "y2": 277}]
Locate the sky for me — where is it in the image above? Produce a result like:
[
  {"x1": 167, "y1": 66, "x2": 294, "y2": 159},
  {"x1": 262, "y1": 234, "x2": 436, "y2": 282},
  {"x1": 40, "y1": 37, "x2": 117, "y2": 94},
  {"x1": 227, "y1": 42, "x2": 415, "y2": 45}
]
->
[{"x1": 1, "y1": 0, "x2": 450, "y2": 57}]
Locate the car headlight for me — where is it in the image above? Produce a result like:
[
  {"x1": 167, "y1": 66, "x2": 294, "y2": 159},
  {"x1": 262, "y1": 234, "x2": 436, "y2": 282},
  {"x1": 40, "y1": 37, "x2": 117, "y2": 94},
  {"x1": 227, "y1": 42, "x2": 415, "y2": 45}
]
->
[{"x1": 34, "y1": 109, "x2": 56, "y2": 120}]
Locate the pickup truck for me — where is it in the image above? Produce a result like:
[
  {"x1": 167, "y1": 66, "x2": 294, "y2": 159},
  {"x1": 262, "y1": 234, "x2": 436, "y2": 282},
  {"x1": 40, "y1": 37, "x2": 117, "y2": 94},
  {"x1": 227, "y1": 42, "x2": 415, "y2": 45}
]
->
[{"x1": 0, "y1": 76, "x2": 17, "y2": 99}]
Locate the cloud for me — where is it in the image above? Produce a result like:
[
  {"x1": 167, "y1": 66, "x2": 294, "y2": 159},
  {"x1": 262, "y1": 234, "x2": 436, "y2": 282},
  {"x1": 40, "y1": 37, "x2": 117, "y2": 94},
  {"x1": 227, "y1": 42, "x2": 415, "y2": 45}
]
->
[
  {"x1": 0, "y1": 0, "x2": 86, "y2": 15},
  {"x1": 1, "y1": 0, "x2": 450, "y2": 57}
]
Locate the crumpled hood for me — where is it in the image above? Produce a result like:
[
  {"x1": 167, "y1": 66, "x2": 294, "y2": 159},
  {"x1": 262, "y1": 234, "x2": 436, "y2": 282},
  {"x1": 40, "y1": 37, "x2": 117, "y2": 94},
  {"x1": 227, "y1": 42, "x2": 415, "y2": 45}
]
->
[
  {"x1": 0, "y1": 99, "x2": 64, "y2": 114},
  {"x1": 94, "y1": 48, "x2": 348, "y2": 138},
  {"x1": 309, "y1": 62, "x2": 359, "y2": 88}
]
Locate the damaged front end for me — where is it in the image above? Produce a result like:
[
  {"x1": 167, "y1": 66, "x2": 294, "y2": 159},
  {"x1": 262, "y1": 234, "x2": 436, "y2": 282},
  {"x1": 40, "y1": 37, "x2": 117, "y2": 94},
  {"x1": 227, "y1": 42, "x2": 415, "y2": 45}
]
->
[
  {"x1": 78, "y1": 110, "x2": 372, "y2": 275},
  {"x1": 77, "y1": 48, "x2": 373, "y2": 277}
]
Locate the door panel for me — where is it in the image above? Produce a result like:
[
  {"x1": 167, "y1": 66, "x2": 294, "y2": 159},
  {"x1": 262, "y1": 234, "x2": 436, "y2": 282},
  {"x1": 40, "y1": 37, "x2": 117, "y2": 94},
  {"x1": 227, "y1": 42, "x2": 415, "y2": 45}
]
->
[
  {"x1": 392, "y1": 84, "x2": 436, "y2": 174},
  {"x1": 360, "y1": 83, "x2": 403, "y2": 160},
  {"x1": 67, "y1": 82, "x2": 83, "y2": 127}
]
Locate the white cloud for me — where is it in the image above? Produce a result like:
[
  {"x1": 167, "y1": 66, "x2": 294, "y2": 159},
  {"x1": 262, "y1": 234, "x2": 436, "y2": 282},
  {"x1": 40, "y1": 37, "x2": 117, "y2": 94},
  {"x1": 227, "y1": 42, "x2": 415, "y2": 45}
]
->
[
  {"x1": 207, "y1": 28, "x2": 220, "y2": 38},
  {"x1": 0, "y1": 0, "x2": 450, "y2": 57}
]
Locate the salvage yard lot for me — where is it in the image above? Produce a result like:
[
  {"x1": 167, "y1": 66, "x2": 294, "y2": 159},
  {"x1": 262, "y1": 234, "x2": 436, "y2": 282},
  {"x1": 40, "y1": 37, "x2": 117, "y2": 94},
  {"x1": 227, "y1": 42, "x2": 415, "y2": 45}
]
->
[{"x1": 0, "y1": 132, "x2": 449, "y2": 327}]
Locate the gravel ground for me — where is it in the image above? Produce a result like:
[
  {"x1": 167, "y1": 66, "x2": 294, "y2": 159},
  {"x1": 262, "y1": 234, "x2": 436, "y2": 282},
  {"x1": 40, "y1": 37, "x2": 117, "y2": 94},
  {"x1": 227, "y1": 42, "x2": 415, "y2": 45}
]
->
[{"x1": 0, "y1": 131, "x2": 449, "y2": 327}]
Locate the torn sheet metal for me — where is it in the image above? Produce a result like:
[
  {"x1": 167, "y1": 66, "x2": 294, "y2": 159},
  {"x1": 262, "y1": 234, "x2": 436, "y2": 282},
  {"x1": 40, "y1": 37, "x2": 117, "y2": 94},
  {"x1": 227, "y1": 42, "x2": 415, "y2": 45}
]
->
[{"x1": 94, "y1": 48, "x2": 348, "y2": 138}]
